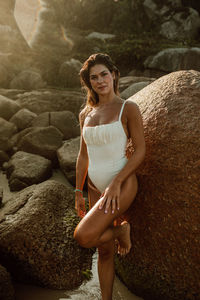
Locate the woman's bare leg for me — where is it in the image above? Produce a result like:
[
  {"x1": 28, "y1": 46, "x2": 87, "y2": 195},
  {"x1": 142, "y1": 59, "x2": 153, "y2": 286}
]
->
[
  {"x1": 74, "y1": 173, "x2": 138, "y2": 249},
  {"x1": 87, "y1": 178, "x2": 115, "y2": 300},
  {"x1": 98, "y1": 239, "x2": 115, "y2": 300}
]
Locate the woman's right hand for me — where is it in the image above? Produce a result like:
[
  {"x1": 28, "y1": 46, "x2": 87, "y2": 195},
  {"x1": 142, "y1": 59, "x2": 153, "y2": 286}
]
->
[{"x1": 75, "y1": 194, "x2": 86, "y2": 218}]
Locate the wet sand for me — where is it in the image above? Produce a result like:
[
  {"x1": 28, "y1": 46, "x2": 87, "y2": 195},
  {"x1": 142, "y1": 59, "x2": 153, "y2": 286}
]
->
[{"x1": 0, "y1": 170, "x2": 143, "y2": 300}]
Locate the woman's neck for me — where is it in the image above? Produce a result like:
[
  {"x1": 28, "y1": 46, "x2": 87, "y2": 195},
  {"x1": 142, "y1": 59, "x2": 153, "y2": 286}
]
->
[{"x1": 98, "y1": 92, "x2": 119, "y2": 106}]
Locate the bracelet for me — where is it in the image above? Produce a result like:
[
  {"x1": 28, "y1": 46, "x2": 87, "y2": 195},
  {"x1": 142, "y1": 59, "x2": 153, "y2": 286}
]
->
[{"x1": 74, "y1": 188, "x2": 83, "y2": 194}]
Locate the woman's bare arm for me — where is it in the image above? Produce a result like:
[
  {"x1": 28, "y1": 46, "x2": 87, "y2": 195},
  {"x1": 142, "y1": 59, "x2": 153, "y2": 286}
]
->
[{"x1": 75, "y1": 110, "x2": 89, "y2": 217}]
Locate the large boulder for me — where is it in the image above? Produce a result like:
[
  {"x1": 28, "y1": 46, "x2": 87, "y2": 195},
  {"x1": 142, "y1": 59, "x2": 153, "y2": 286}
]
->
[
  {"x1": 9, "y1": 70, "x2": 46, "y2": 90},
  {"x1": 0, "y1": 180, "x2": 93, "y2": 289},
  {"x1": 15, "y1": 89, "x2": 84, "y2": 117},
  {"x1": 17, "y1": 126, "x2": 63, "y2": 162},
  {"x1": 9, "y1": 108, "x2": 37, "y2": 131},
  {"x1": 58, "y1": 58, "x2": 82, "y2": 87},
  {"x1": 0, "y1": 94, "x2": 21, "y2": 120},
  {"x1": 142, "y1": 0, "x2": 200, "y2": 40},
  {"x1": 115, "y1": 70, "x2": 200, "y2": 300},
  {"x1": 0, "y1": 151, "x2": 9, "y2": 167},
  {"x1": 121, "y1": 81, "x2": 152, "y2": 99},
  {"x1": 119, "y1": 76, "x2": 155, "y2": 92},
  {"x1": 31, "y1": 111, "x2": 80, "y2": 140},
  {"x1": 160, "y1": 7, "x2": 200, "y2": 40},
  {"x1": 0, "y1": 118, "x2": 17, "y2": 151},
  {"x1": 0, "y1": 0, "x2": 32, "y2": 85},
  {"x1": 57, "y1": 136, "x2": 80, "y2": 185},
  {"x1": 0, "y1": 265, "x2": 15, "y2": 300},
  {"x1": 29, "y1": 1, "x2": 73, "y2": 85},
  {"x1": 5, "y1": 151, "x2": 52, "y2": 191},
  {"x1": 144, "y1": 47, "x2": 200, "y2": 73}
]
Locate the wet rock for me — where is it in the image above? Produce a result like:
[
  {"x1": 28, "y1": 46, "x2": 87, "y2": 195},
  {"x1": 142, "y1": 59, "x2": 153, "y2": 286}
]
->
[
  {"x1": 17, "y1": 126, "x2": 63, "y2": 162},
  {"x1": 0, "y1": 94, "x2": 21, "y2": 120},
  {"x1": 5, "y1": 151, "x2": 52, "y2": 191},
  {"x1": 15, "y1": 89, "x2": 84, "y2": 117},
  {"x1": 115, "y1": 70, "x2": 200, "y2": 300},
  {"x1": 121, "y1": 81, "x2": 152, "y2": 99},
  {"x1": 0, "y1": 180, "x2": 92, "y2": 289},
  {"x1": 9, "y1": 109, "x2": 37, "y2": 131},
  {"x1": 58, "y1": 58, "x2": 82, "y2": 87},
  {"x1": 31, "y1": 111, "x2": 80, "y2": 140},
  {"x1": 9, "y1": 70, "x2": 46, "y2": 90},
  {"x1": 144, "y1": 47, "x2": 200, "y2": 73},
  {"x1": 57, "y1": 137, "x2": 80, "y2": 185},
  {"x1": 0, "y1": 264, "x2": 15, "y2": 300},
  {"x1": 0, "y1": 118, "x2": 17, "y2": 151}
]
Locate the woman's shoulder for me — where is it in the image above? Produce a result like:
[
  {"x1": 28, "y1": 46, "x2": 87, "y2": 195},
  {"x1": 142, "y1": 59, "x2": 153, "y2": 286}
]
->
[
  {"x1": 79, "y1": 106, "x2": 92, "y2": 125},
  {"x1": 124, "y1": 100, "x2": 140, "y2": 113}
]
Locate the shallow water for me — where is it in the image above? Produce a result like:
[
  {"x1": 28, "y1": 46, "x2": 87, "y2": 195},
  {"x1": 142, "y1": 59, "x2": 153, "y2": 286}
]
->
[{"x1": 0, "y1": 170, "x2": 143, "y2": 300}]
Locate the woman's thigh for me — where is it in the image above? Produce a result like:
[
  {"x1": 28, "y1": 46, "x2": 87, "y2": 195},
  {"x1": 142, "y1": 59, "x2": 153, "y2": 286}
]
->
[{"x1": 76, "y1": 173, "x2": 138, "y2": 240}]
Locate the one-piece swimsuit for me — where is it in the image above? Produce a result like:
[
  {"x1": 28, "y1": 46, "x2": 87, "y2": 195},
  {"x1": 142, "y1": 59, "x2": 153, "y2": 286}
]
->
[{"x1": 83, "y1": 100, "x2": 128, "y2": 193}]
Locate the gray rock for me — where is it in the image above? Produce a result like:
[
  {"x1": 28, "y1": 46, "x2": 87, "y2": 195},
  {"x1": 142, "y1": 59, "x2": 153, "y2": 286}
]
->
[
  {"x1": 0, "y1": 0, "x2": 32, "y2": 78},
  {"x1": 15, "y1": 89, "x2": 85, "y2": 118},
  {"x1": 31, "y1": 111, "x2": 80, "y2": 140},
  {"x1": 0, "y1": 94, "x2": 21, "y2": 120},
  {"x1": 9, "y1": 108, "x2": 37, "y2": 131},
  {"x1": 0, "y1": 180, "x2": 93, "y2": 289},
  {"x1": 144, "y1": 47, "x2": 200, "y2": 72},
  {"x1": 0, "y1": 118, "x2": 17, "y2": 151},
  {"x1": 57, "y1": 137, "x2": 80, "y2": 185},
  {"x1": 58, "y1": 58, "x2": 82, "y2": 87},
  {"x1": 86, "y1": 32, "x2": 115, "y2": 41},
  {"x1": 160, "y1": 7, "x2": 200, "y2": 40},
  {"x1": 121, "y1": 81, "x2": 152, "y2": 99},
  {"x1": 17, "y1": 126, "x2": 63, "y2": 161},
  {"x1": 119, "y1": 76, "x2": 155, "y2": 92},
  {"x1": 0, "y1": 151, "x2": 9, "y2": 167},
  {"x1": 9, "y1": 70, "x2": 46, "y2": 90},
  {"x1": 0, "y1": 187, "x2": 2, "y2": 207},
  {"x1": 0, "y1": 64, "x2": 10, "y2": 88},
  {"x1": 5, "y1": 151, "x2": 52, "y2": 191},
  {"x1": 0, "y1": 265, "x2": 15, "y2": 300}
]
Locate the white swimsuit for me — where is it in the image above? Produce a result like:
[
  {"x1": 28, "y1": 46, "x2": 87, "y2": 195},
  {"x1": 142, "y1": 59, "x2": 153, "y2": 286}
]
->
[{"x1": 83, "y1": 101, "x2": 128, "y2": 193}]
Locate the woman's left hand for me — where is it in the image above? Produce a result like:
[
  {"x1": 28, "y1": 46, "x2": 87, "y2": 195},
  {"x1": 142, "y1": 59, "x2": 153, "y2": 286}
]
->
[{"x1": 98, "y1": 180, "x2": 121, "y2": 214}]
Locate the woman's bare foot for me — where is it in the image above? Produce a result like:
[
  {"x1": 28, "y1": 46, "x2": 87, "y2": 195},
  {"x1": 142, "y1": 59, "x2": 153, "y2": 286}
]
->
[{"x1": 116, "y1": 221, "x2": 132, "y2": 256}]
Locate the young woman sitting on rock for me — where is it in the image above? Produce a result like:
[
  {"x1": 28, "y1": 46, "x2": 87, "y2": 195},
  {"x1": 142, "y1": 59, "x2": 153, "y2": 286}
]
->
[{"x1": 74, "y1": 53, "x2": 145, "y2": 300}]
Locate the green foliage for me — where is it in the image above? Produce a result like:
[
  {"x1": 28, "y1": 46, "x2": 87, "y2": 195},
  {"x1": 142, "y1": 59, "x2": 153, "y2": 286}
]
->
[{"x1": 81, "y1": 268, "x2": 93, "y2": 281}]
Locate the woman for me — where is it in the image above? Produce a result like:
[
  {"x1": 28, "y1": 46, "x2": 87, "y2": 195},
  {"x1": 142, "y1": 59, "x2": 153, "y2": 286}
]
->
[{"x1": 74, "y1": 53, "x2": 145, "y2": 300}]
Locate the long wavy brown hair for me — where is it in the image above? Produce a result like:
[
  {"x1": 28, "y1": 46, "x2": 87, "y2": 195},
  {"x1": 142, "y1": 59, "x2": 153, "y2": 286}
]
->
[{"x1": 80, "y1": 53, "x2": 120, "y2": 109}]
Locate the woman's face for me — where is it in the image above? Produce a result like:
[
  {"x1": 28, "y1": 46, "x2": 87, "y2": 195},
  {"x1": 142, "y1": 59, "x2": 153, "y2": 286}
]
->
[{"x1": 89, "y1": 64, "x2": 115, "y2": 96}]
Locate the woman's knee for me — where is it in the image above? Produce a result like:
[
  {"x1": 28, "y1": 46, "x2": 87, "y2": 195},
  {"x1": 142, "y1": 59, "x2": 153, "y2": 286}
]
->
[
  {"x1": 98, "y1": 241, "x2": 114, "y2": 260},
  {"x1": 74, "y1": 226, "x2": 95, "y2": 248}
]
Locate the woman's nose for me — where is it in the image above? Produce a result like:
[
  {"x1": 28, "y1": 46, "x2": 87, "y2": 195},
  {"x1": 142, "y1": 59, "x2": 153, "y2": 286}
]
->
[{"x1": 97, "y1": 76, "x2": 103, "y2": 83}]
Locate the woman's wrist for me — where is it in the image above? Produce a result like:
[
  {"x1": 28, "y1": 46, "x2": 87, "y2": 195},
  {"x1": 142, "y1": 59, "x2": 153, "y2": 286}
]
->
[{"x1": 74, "y1": 188, "x2": 83, "y2": 194}]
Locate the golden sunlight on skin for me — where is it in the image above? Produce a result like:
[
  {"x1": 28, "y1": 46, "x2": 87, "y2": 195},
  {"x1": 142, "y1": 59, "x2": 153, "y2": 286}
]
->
[{"x1": 14, "y1": 0, "x2": 40, "y2": 43}]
